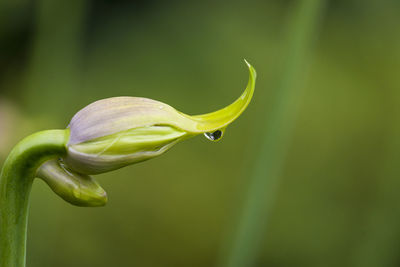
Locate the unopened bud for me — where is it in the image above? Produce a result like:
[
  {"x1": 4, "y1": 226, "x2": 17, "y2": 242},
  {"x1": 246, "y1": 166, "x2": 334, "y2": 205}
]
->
[{"x1": 64, "y1": 60, "x2": 256, "y2": 175}]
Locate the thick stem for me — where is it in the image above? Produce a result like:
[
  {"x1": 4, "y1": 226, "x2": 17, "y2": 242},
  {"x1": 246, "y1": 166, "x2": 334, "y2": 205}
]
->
[{"x1": 0, "y1": 130, "x2": 69, "y2": 267}]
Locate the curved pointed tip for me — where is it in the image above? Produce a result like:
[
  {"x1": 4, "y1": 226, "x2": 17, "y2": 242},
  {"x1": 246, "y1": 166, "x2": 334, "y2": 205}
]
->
[
  {"x1": 244, "y1": 58, "x2": 251, "y2": 68},
  {"x1": 189, "y1": 60, "x2": 256, "y2": 132},
  {"x1": 243, "y1": 59, "x2": 257, "y2": 86},
  {"x1": 244, "y1": 59, "x2": 256, "y2": 79}
]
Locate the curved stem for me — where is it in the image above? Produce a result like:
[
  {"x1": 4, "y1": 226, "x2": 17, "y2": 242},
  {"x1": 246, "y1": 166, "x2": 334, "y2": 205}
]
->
[{"x1": 0, "y1": 129, "x2": 69, "y2": 267}]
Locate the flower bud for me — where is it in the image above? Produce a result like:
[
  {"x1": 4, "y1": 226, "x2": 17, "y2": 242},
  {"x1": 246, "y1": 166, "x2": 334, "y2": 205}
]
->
[
  {"x1": 37, "y1": 159, "x2": 107, "y2": 206},
  {"x1": 64, "y1": 60, "x2": 256, "y2": 174}
]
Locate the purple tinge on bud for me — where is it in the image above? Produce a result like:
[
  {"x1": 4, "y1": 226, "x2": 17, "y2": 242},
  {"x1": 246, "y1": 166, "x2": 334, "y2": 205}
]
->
[
  {"x1": 68, "y1": 60, "x2": 256, "y2": 146},
  {"x1": 65, "y1": 61, "x2": 256, "y2": 174},
  {"x1": 68, "y1": 97, "x2": 197, "y2": 146}
]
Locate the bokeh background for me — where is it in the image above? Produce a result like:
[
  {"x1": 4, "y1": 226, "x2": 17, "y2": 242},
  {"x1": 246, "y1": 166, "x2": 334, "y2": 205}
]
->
[{"x1": 1, "y1": 0, "x2": 400, "y2": 266}]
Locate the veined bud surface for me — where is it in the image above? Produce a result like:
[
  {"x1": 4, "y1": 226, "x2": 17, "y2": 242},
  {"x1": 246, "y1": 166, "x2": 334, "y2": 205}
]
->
[{"x1": 64, "y1": 60, "x2": 256, "y2": 175}]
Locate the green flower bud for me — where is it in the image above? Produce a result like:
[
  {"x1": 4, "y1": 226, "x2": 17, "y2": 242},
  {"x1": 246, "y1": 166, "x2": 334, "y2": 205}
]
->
[
  {"x1": 37, "y1": 159, "x2": 107, "y2": 206},
  {"x1": 64, "y1": 60, "x2": 256, "y2": 174}
]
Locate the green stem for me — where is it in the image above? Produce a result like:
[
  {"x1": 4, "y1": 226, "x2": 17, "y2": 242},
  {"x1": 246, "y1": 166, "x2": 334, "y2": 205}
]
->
[{"x1": 0, "y1": 130, "x2": 69, "y2": 267}]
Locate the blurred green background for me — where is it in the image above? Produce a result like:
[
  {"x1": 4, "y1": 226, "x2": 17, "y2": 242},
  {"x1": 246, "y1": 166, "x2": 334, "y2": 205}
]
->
[{"x1": 1, "y1": 0, "x2": 400, "y2": 266}]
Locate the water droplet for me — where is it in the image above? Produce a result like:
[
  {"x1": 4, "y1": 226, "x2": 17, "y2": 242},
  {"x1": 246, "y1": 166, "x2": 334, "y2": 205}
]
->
[
  {"x1": 204, "y1": 130, "x2": 223, "y2": 142},
  {"x1": 159, "y1": 105, "x2": 164, "y2": 110}
]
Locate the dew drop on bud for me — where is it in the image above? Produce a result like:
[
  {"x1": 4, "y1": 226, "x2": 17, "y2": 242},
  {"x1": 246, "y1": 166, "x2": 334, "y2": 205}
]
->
[{"x1": 204, "y1": 130, "x2": 224, "y2": 141}]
